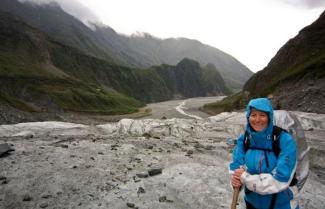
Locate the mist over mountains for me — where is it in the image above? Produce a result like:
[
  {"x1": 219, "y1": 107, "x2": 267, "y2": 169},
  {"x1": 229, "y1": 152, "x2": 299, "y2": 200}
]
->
[
  {"x1": 18, "y1": 0, "x2": 100, "y2": 28},
  {"x1": 3, "y1": 0, "x2": 253, "y2": 90},
  {"x1": 0, "y1": 0, "x2": 252, "y2": 123}
]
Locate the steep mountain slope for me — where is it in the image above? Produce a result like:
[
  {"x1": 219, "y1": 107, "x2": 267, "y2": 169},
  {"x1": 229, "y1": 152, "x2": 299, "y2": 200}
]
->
[
  {"x1": 203, "y1": 11, "x2": 325, "y2": 114},
  {"x1": 125, "y1": 34, "x2": 252, "y2": 90},
  {"x1": 150, "y1": 59, "x2": 231, "y2": 100},
  {"x1": 243, "y1": 10, "x2": 325, "y2": 113},
  {"x1": 0, "y1": 0, "x2": 253, "y2": 91},
  {"x1": 0, "y1": 0, "x2": 125, "y2": 65},
  {"x1": 51, "y1": 44, "x2": 231, "y2": 103},
  {"x1": 0, "y1": 11, "x2": 142, "y2": 115},
  {"x1": 0, "y1": 10, "x2": 230, "y2": 123},
  {"x1": 94, "y1": 27, "x2": 252, "y2": 91}
]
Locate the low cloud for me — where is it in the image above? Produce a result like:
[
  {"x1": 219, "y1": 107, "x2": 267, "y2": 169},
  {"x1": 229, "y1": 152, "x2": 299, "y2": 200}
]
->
[
  {"x1": 277, "y1": 0, "x2": 325, "y2": 9},
  {"x1": 18, "y1": 0, "x2": 100, "y2": 27}
]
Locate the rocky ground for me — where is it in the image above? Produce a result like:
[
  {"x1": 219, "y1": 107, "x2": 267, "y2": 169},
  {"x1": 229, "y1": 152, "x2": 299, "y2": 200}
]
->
[
  {"x1": 0, "y1": 111, "x2": 324, "y2": 209},
  {"x1": 0, "y1": 104, "x2": 152, "y2": 126},
  {"x1": 274, "y1": 78, "x2": 325, "y2": 114}
]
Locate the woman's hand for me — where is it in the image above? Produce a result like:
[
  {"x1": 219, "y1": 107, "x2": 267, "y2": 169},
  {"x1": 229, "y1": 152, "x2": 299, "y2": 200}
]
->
[{"x1": 231, "y1": 168, "x2": 245, "y2": 188}]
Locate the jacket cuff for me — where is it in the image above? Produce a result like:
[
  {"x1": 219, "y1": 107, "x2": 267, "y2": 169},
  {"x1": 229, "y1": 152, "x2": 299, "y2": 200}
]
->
[{"x1": 240, "y1": 171, "x2": 248, "y2": 184}]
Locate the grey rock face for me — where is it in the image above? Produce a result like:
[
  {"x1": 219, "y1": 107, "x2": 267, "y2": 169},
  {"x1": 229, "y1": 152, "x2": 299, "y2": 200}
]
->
[{"x1": 0, "y1": 143, "x2": 14, "y2": 157}]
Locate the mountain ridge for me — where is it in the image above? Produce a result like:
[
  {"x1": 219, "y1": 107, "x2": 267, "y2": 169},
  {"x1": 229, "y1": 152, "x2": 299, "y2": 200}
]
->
[
  {"x1": 90, "y1": 20, "x2": 253, "y2": 90},
  {"x1": 0, "y1": 10, "x2": 230, "y2": 123},
  {"x1": 203, "y1": 10, "x2": 325, "y2": 114},
  {"x1": 0, "y1": 0, "x2": 253, "y2": 91}
]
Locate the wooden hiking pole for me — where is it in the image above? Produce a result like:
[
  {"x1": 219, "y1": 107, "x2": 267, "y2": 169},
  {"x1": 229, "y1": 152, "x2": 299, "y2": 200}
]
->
[{"x1": 231, "y1": 187, "x2": 240, "y2": 209}]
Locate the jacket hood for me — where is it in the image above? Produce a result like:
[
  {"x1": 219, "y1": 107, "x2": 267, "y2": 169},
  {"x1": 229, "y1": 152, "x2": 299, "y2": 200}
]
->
[
  {"x1": 246, "y1": 98, "x2": 274, "y2": 122},
  {"x1": 245, "y1": 98, "x2": 274, "y2": 149}
]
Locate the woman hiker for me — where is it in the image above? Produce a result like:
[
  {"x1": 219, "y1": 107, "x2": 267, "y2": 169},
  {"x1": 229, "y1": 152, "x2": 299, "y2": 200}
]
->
[{"x1": 229, "y1": 98, "x2": 299, "y2": 209}]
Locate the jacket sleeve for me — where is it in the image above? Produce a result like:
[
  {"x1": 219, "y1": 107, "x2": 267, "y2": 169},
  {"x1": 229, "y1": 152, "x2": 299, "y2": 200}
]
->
[
  {"x1": 240, "y1": 132, "x2": 297, "y2": 195},
  {"x1": 229, "y1": 135, "x2": 245, "y2": 174}
]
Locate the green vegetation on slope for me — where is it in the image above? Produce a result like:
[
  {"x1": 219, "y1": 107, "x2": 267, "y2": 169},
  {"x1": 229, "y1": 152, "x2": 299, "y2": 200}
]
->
[
  {"x1": 0, "y1": 10, "x2": 232, "y2": 116},
  {"x1": 49, "y1": 44, "x2": 231, "y2": 104},
  {"x1": 0, "y1": 11, "x2": 143, "y2": 114},
  {"x1": 202, "y1": 92, "x2": 246, "y2": 115},
  {"x1": 0, "y1": 76, "x2": 142, "y2": 114},
  {"x1": 43, "y1": 80, "x2": 142, "y2": 114},
  {"x1": 203, "y1": 53, "x2": 325, "y2": 115}
]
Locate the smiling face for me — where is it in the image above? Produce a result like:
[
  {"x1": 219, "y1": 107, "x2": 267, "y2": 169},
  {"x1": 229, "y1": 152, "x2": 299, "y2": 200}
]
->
[{"x1": 249, "y1": 109, "x2": 269, "y2": 132}]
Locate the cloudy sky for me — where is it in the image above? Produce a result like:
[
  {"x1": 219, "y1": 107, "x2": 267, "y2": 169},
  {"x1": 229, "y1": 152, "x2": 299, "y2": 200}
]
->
[{"x1": 22, "y1": 0, "x2": 325, "y2": 72}]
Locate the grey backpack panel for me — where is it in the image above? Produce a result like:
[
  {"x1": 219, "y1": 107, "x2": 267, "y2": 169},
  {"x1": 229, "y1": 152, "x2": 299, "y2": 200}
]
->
[{"x1": 274, "y1": 110, "x2": 309, "y2": 191}]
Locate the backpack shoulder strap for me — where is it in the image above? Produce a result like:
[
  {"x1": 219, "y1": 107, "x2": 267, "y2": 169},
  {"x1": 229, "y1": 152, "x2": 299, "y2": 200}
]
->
[
  {"x1": 243, "y1": 126, "x2": 286, "y2": 156},
  {"x1": 272, "y1": 126, "x2": 287, "y2": 157},
  {"x1": 243, "y1": 130, "x2": 250, "y2": 153}
]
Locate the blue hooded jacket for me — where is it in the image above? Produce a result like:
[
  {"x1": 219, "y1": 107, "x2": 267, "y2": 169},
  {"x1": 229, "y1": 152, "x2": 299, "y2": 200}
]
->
[{"x1": 229, "y1": 98, "x2": 298, "y2": 209}]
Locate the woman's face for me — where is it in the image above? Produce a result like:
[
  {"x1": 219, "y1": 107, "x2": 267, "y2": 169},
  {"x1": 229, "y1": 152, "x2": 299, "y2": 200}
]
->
[{"x1": 249, "y1": 109, "x2": 269, "y2": 132}]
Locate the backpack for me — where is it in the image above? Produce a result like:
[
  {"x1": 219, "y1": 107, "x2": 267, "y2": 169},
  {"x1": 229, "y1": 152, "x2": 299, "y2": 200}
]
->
[{"x1": 243, "y1": 110, "x2": 309, "y2": 191}]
